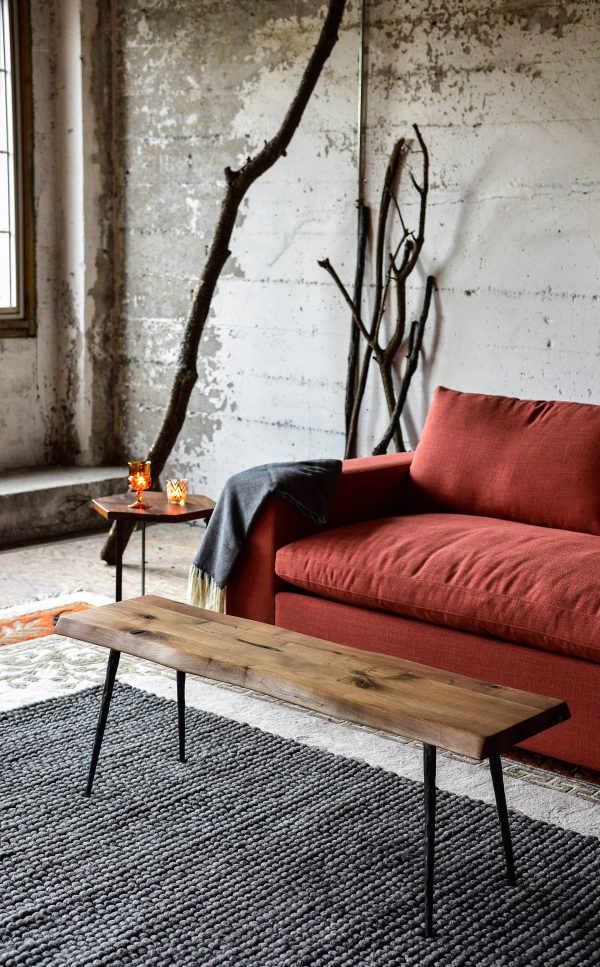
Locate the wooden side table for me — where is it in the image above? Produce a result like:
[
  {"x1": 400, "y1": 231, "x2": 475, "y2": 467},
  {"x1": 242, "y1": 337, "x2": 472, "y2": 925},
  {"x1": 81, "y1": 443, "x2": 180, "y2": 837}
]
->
[{"x1": 91, "y1": 492, "x2": 215, "y2": 602}]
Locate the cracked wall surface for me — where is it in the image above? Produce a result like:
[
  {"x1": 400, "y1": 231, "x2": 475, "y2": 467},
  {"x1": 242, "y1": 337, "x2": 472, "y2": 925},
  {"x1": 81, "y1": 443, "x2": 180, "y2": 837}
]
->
[
  {"x1": 0, "y1": 0, "x2": 598, "y2": 495},
  {"x1": 115, "y1": 0, "x2": 599, "y2": 495},
  {"x1": 115, "y1": 0, "x2": 357, "y2": 494},
  {"x1": 365, "y1": 0, "x2": 599, "y2": 440}
]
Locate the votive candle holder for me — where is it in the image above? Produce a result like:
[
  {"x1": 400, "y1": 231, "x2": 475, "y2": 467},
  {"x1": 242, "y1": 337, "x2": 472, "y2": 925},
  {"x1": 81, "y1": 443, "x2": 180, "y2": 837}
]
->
[{"x1": 166, "y1": 478, "x2": 188, "y2": 504}]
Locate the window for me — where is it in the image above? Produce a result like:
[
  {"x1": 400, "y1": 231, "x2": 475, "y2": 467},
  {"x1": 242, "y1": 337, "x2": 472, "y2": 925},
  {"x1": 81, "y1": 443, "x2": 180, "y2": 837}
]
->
[{"x1": 0, "y1": 0, "x2": 34, "y2": 337}]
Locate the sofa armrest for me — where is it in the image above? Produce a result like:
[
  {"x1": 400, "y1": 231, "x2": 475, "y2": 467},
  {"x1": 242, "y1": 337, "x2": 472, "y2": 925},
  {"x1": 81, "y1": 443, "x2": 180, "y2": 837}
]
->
[
  {"x1": 327, "y1": 452, "x2": 414, "y2": 527},
  {"x1": 226, "y1": 452, "x2": 413, "y2": 622}
]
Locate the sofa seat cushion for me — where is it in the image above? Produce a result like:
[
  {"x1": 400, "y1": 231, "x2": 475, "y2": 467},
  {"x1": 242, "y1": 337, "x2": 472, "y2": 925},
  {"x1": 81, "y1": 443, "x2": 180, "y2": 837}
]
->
[{"x1": 275, "y1": 513, "x2": 600, "y2": 663}]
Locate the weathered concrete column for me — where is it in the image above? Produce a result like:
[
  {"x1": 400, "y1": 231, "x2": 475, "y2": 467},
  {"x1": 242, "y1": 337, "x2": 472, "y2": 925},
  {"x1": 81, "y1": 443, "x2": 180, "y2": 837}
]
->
[{"x1": 51, "y1": 0, "x2": 121, "y2": 467}]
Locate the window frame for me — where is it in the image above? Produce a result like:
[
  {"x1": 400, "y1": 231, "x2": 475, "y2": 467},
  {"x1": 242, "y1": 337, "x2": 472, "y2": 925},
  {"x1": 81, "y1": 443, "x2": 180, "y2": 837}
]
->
[{"x1": 0, "y1": 0, "x2": 35, "y2": 338}]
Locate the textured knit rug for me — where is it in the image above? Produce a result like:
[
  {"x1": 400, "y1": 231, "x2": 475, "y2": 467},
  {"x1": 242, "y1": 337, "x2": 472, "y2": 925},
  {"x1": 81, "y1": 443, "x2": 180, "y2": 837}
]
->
[{"x1": 2, "y1": 685, "x2": 599, "y2": 967}]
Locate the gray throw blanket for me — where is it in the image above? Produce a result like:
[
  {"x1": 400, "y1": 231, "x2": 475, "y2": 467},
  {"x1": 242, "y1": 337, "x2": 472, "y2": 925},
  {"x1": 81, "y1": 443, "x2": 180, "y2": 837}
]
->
[{"x1": 188, "y1": 459, "x2": 342, "y2": 611}]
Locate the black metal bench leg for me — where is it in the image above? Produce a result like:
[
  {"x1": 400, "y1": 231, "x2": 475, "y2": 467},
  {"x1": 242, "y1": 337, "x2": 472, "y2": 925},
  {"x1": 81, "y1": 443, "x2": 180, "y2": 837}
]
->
[
  {"x1": 423, "y1": 743, "x2": 437, "y2": 938},
  {"x1": 489, "y1": 754, "x2": 516, "y2": 886},
  {"x1": 177, "y1": 670, "x2": 186, "y2": 763},
  {"x1": 85, "y1": 648, "x2": 121, "y2": 798},
  {"x1": 115, "y1": 521, "x2": 123, "y2": 602},
  {"x1": 141, "y1": 521, "x2": 146, "y2": 595}
]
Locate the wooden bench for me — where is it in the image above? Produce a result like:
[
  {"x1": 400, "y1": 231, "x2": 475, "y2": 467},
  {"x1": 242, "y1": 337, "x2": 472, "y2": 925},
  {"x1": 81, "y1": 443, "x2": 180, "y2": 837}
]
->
[{"x1": 57, "y1": 594, "x2": 570, "y2": 938}]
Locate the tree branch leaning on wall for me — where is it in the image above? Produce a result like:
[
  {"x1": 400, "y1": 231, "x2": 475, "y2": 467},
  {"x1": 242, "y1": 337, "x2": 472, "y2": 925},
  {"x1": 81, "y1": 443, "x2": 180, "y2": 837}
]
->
[
  {"x1": 101, "y1": 0, "x2": 349, "y2": 564},
  {"x1": 319, "y1": 124, "x2": 435, "y2": 457}
]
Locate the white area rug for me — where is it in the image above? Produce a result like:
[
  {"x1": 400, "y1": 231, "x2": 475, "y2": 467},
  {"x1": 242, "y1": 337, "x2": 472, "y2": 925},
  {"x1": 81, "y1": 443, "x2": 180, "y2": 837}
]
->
[{"x1": 1, "y1": 596, "x2": 598, "y2": 839}]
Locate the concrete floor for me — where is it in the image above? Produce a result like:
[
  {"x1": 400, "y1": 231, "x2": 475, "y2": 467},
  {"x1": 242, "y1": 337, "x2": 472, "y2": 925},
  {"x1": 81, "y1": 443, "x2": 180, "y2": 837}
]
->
[{"x1": 0, "y1": 521, "x2": 204, "y2": 608}]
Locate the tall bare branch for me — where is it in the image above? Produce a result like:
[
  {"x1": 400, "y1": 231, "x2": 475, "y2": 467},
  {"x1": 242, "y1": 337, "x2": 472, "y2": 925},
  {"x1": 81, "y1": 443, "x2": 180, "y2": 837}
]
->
[
  {"x1": 345, "y1": 203, "x2": 369, "y2": 446},
  {"x1": 319, "y1": 125, "x2": 434, "y2": 458},
  {"x1": 318, "y1": 258, "x2": 374, "y2": 348},
  {"x1": 343, "y1": 138, "x2": 405, "y2": 456},
  {"x1": 101, "y1": 0, "x2": 349, "y2": 564},
  {"x1": 373, "y1": 275, "x2": 435, "y2": 455}
]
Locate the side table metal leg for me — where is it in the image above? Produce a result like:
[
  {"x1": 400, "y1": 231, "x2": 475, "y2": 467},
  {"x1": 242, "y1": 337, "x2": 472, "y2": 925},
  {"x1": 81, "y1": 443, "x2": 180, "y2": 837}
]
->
[
  {"x1": 141, "y1": 521, "x2": 146, "y2": 595},
  {"x1": 177, "y1": 670, "x2": 186, "y2": 763},
  {"x1": 423, "y1": 743, "x2": 437, "y2": 938},
  {"x1": 85, "y1": 648, "x2": 121, "y2": 798},
  {"x1": 489, "y1": 754, "x2": 516, "y2": 885},
  {"x1": 115, "y1": 520, "x2": 124, "y2": 602}
]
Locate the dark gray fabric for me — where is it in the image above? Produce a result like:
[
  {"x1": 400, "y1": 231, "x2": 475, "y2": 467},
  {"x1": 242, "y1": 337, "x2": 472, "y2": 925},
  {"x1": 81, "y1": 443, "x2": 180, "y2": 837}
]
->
[
  {"x1": 192, "y1": 460, "x2": 342, "y2": 588},
  {"x1": 1, "y1": 684, "x2": 599, "y2": 967}
]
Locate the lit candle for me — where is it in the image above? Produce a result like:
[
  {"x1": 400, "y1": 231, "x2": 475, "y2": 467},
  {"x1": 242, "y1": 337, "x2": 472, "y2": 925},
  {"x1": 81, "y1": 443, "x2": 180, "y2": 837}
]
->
[
  {"x1": 128, "y1": 460, "x2": 152, "y2": 509},
  {"x1": 166, "y1": 478, "x2": 188, "y2": 504}
]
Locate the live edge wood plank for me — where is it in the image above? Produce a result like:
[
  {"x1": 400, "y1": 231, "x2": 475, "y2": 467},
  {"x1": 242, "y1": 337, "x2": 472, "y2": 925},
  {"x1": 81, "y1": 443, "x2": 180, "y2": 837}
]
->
[{"x1": 56, "y1": 595, "x2": 570, "y2": 761}]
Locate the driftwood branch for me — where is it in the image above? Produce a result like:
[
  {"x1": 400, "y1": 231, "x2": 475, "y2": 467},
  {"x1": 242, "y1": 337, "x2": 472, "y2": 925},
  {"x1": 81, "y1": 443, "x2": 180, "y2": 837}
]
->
[
  {"x1": 343, "y1": 138, "x2": 405, "y2": 457},
  {"x1": 318, "y1": 258, "x2": 374, "y2": 348},
  {"x1": 320, "y1": 124, "x2": 434, "y2": 458},
  {"x1": 373, "y1": 229, "x2": 409, "y2": 352},
  {"x1": 101, "y1": 0, "x2": 348, "y2": 564},
  {"x1": 372, "y1": 274, "x2": 435, "y2": 455},
  {"x1": 345, "y1": 203, "x2": 369, "y2": 447},
  {"x1": 388, "y1": 239, "x2": 413, "y2": 360},
  {"x1": 344, "y1": 138, "x2": 408, "y2": 454}
]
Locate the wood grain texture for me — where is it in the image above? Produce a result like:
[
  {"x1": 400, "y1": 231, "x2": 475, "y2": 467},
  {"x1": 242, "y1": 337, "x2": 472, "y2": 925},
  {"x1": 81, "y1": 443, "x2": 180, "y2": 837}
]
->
[
  {"x1": 91, "y1": 493, "x2": 215, "y2": 523},
  {"x1": 56, "y1": 595, "x2": 570, "y2": 760}
]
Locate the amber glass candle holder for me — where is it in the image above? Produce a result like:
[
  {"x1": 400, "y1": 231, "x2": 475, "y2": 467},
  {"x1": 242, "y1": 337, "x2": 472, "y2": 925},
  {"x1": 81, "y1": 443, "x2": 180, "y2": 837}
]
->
[
  {"x1": 166, "y1": 478, "x2": 188, "y2": 505},
  {"x1": 128, "y1": 460, "x2": 151, "y2": 509}
]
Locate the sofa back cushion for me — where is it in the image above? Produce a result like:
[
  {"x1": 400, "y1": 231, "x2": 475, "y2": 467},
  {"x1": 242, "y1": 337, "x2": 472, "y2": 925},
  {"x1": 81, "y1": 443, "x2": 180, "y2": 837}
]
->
[{"x1": 410, "y1": 386, "x2": 600, "y2": 535}]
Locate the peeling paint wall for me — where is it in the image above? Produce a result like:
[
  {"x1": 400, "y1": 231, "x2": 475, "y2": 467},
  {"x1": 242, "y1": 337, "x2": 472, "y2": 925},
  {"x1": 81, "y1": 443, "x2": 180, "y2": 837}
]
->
[
  {"x1": 115, "y1": 0, "x2": 599, "y2": 496},
  {"x1": 2, "y1": 0, "x2": 598, "y2": 492},
  {"x1": 366, "y1": 0, "x2": 600, "y2": 441},
  {"x1": 116, "y1": 0, "x2": 356, "y2": 493}
]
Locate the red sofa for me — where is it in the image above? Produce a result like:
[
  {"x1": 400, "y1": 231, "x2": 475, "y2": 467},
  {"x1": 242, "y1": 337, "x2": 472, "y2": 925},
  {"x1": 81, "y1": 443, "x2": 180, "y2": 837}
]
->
[{"x1": 226, "y1": 387, "x2": 600, "y2": 771}]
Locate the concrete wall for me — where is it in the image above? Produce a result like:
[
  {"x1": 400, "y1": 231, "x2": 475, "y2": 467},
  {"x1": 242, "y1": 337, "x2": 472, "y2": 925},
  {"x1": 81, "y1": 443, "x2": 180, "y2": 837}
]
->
[
  {"x1": 0, "y1": 0, "x2": 57, "y2": 470},
  {"x1": 115, "y1": 0, "x2": 599, "y2": 497},
  {"x1": 2, "y1": 0, "x2": 598, "y2": 499},
  {"x1": 368, "y1": 0, "x2": 600, "y2": 443},
  {"x1": 0, "y1": 0, "x2": 121, "y2": 471},
  {"x1": 115, "y1": 0, "x2": 357, "y2": 494}
]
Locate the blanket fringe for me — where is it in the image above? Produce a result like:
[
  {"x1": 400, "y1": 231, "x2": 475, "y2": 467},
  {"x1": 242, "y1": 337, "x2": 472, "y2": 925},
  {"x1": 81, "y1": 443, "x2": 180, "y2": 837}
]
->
[{"x1": 188, "y1": 566, "x2": 227, "y2": 613}]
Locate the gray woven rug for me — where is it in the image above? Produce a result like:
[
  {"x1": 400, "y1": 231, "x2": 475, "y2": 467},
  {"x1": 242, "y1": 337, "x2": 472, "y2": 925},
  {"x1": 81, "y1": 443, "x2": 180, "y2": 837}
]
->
[{"x1": 1, "y1": 685, "x2": 598, "y2": 966}]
